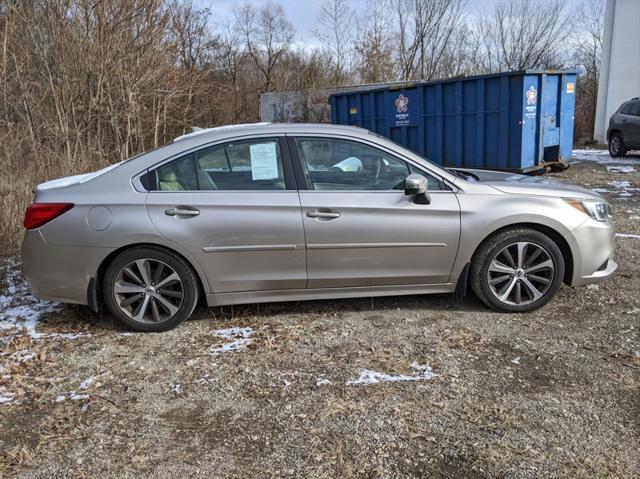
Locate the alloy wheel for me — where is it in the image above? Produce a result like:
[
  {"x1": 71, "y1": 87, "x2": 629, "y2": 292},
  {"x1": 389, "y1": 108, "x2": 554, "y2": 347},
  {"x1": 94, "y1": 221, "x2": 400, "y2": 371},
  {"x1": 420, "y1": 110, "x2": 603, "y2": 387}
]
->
[
  {"x1": 113, "y1": 258, "x2": 184, "y2": 324},
  {"x1": 610, "y1": 137, "x2": 620, "y2": 155},
  {"x1": 486, "y1": 241, "x2": 555, "y2": 306}
]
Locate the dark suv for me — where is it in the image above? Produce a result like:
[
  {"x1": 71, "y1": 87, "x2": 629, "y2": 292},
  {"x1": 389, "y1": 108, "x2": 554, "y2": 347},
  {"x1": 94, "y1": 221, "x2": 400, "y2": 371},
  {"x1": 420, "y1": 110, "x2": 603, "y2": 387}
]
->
[{"x1": 608, "y1": 98, "x2": 640, "y2": 157}]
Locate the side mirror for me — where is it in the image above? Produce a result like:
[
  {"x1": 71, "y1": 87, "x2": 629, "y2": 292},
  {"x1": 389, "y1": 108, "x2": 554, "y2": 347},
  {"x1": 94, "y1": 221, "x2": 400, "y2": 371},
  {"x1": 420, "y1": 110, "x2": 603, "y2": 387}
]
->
[{"x1": 404, "y1": 174, "x2": 431, "y2": 204}]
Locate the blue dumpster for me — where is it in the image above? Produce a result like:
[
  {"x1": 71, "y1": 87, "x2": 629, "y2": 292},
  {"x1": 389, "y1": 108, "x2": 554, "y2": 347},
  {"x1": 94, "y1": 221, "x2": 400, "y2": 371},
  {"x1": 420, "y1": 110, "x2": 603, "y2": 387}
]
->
[{"x1": 329, "y1": 70, "x2": 577, "y2": 172}]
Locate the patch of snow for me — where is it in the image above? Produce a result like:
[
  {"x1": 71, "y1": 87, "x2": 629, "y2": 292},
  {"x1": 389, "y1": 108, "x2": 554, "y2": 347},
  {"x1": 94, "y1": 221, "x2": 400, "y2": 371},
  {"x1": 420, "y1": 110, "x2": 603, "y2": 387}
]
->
[
  {"x1": 572, "y1": 149, "x2": 640, "y2": 166},
  {"x1": 587, "y1": 284, "x2": 600, "y2": 290},
  {"x1": 0, "y1": 302, "x2": 62, "y2": 340},
  {"x1": 604, "y1": 180, "x2": 639, "y2": 198},
  {"x1": 316, "y1": 377, "x2": 331, "y2": 386},
  {"x1": 346, "y1": 362, "x2": 434, "y2": 386},
  {"x1": 0, "y1": 387, "x2": 15, "y2": 404},
  {"x1": 69, "y1": 393, "x2": 90, "y2": 401},
  {"x1": 193, "y1": 374, "x2": 216, "y2": 385},
  {"x1": 79, "y1": 376, "x2": 95, "y2": 390},
  {"x1": 170, "y1": 383, "x2": 182, "y2": 395},
  {"x1": 0, "y1": 257, "x2": 84, "y2": 341},
  {"x1": 607, "y1": 165, "x2": 635, "y2": 173},
  {"x1": 511, "y1": 357, "x2": 521, "y2": 365},
  {"x1": 616, "y1": 233, "x2": 640, "y2": 239},
  {"x1": 410, "y1": 361, "x2": 431, "y2": 372},
  {"x1": 3, "y1": 349, "x2": 36, "y2": 364},
  {"x1": 54, "y1": 390, "x2": 93, "y2": 404},
  {"x1": 609, "y1": 180, "x2": 632, "y2": 189},
  {"x1": 591, "y1": 188, "x2": 610, "y2": 193},
  {"x1": 282, "y1": 379, "x2": 291, "y2": 387},
  {"x1": 210, "y1": 327, "x2": 254, "y2": 354}
]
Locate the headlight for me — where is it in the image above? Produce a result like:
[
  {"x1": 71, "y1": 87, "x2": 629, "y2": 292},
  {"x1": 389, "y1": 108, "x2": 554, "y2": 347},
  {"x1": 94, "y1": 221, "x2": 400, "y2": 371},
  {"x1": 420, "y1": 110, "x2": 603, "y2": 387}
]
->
[{"x1": 564, "y1": 199, "x2": 611, "y2": 222}]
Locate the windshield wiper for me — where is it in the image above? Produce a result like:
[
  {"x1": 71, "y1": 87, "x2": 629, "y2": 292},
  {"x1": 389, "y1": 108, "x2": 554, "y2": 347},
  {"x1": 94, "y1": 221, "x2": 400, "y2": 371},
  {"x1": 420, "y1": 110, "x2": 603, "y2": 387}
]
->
[{"x1": 447, "y1": 169, "x2": 479, "y2": 182}]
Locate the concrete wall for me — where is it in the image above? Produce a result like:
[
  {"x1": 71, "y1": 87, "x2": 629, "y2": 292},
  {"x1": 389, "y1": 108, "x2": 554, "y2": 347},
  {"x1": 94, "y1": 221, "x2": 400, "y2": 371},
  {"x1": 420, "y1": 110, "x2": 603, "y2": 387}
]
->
[{"x1": 594, "y1": 0, "x2": 640, "y2": 143}]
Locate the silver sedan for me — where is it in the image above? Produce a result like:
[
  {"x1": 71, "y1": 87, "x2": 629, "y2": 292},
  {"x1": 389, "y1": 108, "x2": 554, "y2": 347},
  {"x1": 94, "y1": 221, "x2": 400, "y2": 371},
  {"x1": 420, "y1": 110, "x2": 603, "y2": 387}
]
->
[{"x1": 21, "y1": 123, "x2": 617, "y2": 332}]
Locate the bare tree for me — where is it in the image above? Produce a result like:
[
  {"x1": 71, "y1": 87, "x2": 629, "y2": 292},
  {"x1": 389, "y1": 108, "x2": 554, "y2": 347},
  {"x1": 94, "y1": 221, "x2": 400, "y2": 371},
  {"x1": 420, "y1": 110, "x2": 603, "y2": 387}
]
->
[
  {"x1": 571, "y1": 0, "x2": 605, "y2": 141},
  {"x1": 235, "y1": 1, "x2": 294, "y2": 93},
  {"x1": 169, "y1": 0, "x2": 211, "y2": 70},
  {"x1": 354, "y1": 0, "x2": 395, "y2": 83},
  {"x1": 314, "y1": 0, "x2": 355, "y2": 84},
  {"x1": 390, "y1": 0, "x2": 467, "y2": 81},
  {"x1": 0, "y1": 0, "x2": 607, "y2": 250},
  {"x1": 478, "y1": 0, "x2": 573, "y2": 72},
  {"x1": 215, "y1": 18, "x2": 244, "y2": 122}
]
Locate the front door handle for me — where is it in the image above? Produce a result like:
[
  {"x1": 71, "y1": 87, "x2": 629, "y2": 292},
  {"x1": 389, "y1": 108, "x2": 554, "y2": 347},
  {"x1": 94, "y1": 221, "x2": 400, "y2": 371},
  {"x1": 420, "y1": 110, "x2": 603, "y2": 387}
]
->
[
  {"x1": 165, "y1": 206, "x2": 200, "y2": 217},
  {"x1": 306, "y1": 209, "x2": 340, "y2": 219}
]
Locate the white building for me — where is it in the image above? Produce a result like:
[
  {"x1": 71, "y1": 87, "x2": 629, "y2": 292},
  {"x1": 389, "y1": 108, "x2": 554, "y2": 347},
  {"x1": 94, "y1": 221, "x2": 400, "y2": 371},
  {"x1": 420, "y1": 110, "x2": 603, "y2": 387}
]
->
[{"x1": 594, "y1": 0, "x2": 640, "y2": 143}]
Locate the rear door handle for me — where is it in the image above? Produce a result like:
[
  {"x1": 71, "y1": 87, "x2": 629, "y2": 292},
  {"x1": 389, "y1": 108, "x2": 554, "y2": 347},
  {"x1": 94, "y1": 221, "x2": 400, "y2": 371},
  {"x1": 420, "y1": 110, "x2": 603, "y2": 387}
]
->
[
  {"x1": 165, "y1": 206, "x2": 200, "y2": 217},
  {"x1": 306, "y1": 209, "x2": 340, "y2": 219}
]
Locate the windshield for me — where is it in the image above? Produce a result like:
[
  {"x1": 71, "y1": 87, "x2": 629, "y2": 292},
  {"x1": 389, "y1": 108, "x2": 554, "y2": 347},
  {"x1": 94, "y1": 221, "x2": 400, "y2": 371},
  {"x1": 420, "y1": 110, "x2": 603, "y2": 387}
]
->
[
  {"x1": 367, "y1": 131, "x2": 482, "y2": 183},
  {"x1": 367, "y1": 131, "x2": 452, "y2": 175}
]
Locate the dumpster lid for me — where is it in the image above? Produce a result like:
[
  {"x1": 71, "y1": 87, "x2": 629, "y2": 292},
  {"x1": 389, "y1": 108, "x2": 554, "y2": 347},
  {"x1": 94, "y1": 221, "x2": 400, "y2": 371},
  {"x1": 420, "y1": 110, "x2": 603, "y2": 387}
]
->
[{"x1": 329, "y1": 69, "x2": 580, "y2": 98}]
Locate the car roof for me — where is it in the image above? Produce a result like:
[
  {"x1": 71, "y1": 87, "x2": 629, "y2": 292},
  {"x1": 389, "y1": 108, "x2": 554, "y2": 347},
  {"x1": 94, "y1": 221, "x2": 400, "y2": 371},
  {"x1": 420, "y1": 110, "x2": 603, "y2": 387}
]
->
[{"x1": 173, "y1": 122, "x2": 370, "y2": 143}]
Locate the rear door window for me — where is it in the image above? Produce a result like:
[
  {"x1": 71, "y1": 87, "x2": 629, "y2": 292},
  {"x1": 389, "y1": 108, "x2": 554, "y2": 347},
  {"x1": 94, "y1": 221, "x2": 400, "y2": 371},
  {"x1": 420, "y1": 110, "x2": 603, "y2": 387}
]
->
[{"x1": 151, "y1": 138, "x2": 286, "y2": 191}]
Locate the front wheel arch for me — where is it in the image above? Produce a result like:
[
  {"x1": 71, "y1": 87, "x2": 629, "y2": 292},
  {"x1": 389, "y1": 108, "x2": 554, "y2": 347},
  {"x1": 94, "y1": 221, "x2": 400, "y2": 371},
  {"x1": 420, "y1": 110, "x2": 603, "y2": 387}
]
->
[
  {"x1": 469, "y1": 223, "x2": 574, "y2": 286},
  {"x1": 469, "y1": 226, "x2": 566, "y2": 311}
]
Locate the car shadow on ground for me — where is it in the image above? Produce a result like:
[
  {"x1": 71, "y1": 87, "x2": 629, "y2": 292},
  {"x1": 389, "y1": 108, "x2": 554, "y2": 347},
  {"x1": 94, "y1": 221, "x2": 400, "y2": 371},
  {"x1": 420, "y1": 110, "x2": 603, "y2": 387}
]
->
[
  {"x1": 43, "y1": 291, "x2": 491, "y2": 334},
  {"x1": 198, "y1": 292, "x2": 488, "y2": 320}
]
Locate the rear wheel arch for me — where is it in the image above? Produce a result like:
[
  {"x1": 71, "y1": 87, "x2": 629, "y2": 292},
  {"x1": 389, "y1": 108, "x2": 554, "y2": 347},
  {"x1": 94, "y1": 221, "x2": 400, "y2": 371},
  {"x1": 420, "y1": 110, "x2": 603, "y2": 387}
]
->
[
  {"x1": 90, "y1": 243, "x2": 207, "y2": 313},
  {"x1": 608, "y1": 129, "x2": 621, "y2": 142}
]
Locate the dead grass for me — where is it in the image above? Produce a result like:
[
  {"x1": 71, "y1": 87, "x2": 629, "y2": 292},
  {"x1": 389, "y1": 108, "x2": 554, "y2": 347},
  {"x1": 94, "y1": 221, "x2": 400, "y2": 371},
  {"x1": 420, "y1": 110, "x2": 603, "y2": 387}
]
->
[{"x1": 0, "y1": 161, "x2": 639, "y2": 477}]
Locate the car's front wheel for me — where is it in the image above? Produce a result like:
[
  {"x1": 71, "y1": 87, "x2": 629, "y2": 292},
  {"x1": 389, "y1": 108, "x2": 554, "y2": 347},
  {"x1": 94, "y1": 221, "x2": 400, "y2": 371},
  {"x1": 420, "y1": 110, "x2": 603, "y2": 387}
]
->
[
  {"x1": 608, "y1": 133, "x2": 627, "y2": 157},
  {"x1": 470, "y1": 228, "x2": 565, "y2": 312},
  {"x1": 103, "y1": 247, "x2": 200, "y2": 332}
]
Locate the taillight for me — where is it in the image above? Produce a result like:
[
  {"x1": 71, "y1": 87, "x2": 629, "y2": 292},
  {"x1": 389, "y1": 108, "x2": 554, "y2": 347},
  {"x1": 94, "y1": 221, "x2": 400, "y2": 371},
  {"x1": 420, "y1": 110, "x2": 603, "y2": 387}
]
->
[{"x1": 23, "y1": 203, "x2": 74, "y2": 229}]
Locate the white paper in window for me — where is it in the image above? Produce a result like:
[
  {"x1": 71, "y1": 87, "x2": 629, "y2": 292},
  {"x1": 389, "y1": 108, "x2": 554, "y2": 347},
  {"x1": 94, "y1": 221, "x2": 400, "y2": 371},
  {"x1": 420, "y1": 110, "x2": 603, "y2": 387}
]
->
[{"x1": 250, "y1": 143, "x2": 279, "y2": 180}]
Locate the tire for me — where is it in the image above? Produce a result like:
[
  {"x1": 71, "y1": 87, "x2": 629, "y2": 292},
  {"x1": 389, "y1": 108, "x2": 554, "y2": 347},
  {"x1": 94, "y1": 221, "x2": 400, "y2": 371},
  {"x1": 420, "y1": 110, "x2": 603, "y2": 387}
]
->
[
  {"x1": 470, "y1": 228, "x2": 564, "y2": 313},
  {"x1": 103, "y1": 246, "x2": 200, "y2": 332},
  {"x1": 608, "y1": 133, "x2": 627, "y2": 158}
]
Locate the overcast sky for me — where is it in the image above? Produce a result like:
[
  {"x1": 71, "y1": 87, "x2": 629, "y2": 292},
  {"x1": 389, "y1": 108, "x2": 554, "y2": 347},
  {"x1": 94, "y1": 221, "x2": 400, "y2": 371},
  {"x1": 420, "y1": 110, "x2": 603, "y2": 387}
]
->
[
  {"x1": 207, "y1": 0, "x2": 499, "y2": 37},
  {"x1": 205, "y1": 0, "x2": 565, "y2": 35}
]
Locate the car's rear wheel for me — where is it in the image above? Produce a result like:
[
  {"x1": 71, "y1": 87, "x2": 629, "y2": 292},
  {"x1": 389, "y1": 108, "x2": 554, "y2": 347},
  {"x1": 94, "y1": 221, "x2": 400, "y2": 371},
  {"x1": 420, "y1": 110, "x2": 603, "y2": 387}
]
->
[
  {"x1": 470, "y1": 228, "x2": 564, "y2": 312},
  {"x1": 608, "y1": 133, "x2": 627, "y2": 157},
  {"x1": 103, "y1": 247, "x2": 199, "y2": 332}
]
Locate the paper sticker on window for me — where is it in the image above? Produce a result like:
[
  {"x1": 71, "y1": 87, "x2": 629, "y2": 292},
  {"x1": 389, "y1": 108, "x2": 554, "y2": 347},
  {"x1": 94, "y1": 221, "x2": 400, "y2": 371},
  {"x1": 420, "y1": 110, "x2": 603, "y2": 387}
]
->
[
  {"x1": 566, "y1": 82, "x2": 575, "y2": 94},
  {"x1": 250, "y1": 143, "x2": 279, "y2": 180}
]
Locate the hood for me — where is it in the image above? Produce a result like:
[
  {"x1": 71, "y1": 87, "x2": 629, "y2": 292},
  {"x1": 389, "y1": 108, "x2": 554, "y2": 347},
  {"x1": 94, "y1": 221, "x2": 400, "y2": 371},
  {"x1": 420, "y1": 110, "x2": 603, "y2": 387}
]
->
[{"x1": 450, "y1": 168, "x2": 602, "y2": 200}]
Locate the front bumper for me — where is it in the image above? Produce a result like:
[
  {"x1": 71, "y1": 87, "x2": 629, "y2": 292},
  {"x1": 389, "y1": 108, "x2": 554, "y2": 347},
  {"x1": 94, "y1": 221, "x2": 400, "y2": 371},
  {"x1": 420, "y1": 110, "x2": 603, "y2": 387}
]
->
[{"x1": 566, "y1": 218, "x2": 617, "y2": 287}]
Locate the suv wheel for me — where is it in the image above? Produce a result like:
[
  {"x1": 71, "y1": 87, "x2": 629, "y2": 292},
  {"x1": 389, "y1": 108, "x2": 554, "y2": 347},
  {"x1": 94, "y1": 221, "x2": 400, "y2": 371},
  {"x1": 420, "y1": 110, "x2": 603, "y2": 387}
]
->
[
  {"x1": 608, "y1": 133, "x2": 627, "y2": 157},
  {"x1": 470, "y1": 228, "x2": 564, "y2": 312},
  {"x1": 103, "y1": 247, "x2": 199, "y2": 332}
]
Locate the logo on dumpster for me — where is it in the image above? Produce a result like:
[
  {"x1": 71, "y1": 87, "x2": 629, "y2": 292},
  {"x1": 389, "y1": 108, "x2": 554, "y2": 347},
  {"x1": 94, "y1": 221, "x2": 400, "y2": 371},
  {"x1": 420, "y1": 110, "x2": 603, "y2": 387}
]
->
[
  {"x1": 526, "y1": 86, "x2": 537, "y2": 105},
  {"x1": 395, "y1": 94, "x2": 409, "y2": 113}
]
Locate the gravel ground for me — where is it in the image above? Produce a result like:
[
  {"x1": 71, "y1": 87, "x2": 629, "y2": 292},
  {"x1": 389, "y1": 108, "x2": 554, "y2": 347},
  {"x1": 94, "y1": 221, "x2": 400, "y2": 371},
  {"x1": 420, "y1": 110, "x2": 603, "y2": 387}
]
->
[{"x1": 1, "y1": 150, "x2": 639, "y2": 478}]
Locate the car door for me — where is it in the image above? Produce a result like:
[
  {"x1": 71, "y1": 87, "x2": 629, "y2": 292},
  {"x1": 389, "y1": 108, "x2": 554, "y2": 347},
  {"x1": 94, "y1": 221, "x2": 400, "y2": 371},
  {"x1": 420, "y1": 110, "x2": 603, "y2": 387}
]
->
[
  {"x1": 144, "y1": 136, "x2": 306, "y2": 293},
  {"x1": 290, "y1": 135, "x2": 461, "y2": 288},
  {"x1": 626, "y1": 101, "x2": 640, "y2": 148}
]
